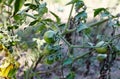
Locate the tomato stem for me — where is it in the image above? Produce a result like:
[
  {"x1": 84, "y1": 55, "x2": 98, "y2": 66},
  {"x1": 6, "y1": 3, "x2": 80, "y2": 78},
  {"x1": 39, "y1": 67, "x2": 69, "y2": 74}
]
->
[{"x1": 63, "y1": 3, "x2": 74, "y2": 34}]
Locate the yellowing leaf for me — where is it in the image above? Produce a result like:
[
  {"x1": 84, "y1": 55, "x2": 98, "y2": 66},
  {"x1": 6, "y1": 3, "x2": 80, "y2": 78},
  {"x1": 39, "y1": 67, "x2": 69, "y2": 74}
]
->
[
  {"x1": 4, "y1": 48, "x2": 10, "y2": 57},
  {"x1": 0, "y1": 64, "x2": 13, "y2": 77},
  {"x1": 0, "y1": 50, "x2": 10, "y2": 58},
  {"x1": 0, "y1": 44, "x2": 20, "y2": 78},
  {"x1": 0, "y1": 44, "x2": 10, "y2": 58}
]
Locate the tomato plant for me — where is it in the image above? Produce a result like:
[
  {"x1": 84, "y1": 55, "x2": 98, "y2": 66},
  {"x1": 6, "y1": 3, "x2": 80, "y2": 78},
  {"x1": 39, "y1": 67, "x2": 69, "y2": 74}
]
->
[{"x1": 0, "y1": 0, "x2": 120, "y2": 79}]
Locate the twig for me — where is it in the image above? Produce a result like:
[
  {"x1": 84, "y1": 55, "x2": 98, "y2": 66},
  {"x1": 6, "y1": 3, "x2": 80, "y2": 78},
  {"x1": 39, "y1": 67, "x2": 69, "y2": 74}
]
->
[{"x1": 32, "y1": 55, "x2": 44, "y2": 71}]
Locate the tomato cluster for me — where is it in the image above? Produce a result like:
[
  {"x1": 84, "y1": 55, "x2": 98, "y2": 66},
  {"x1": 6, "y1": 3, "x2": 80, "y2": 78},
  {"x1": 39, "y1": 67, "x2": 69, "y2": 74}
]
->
[
  {"x1": 95, "y1": 41, "x2": 108, "y2": 54},
  {"x1": 43, "y1": 30, "x2": 62, "y2": 64},
  {"x1": 95, "y1": 41, "x2": 108, "y2": 62}
]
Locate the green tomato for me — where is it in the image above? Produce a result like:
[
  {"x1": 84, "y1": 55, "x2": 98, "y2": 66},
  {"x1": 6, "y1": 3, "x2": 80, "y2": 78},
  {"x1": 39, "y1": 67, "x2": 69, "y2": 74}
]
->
[
  {"x1": 43, "y1": 44, "x2": 55, "y2": 55},
  {"x1": 97, "y1": 54, "x2": 107, "y2": 62},
  {"x1": 95, "y1": 41, "x2": 107, "y2": 54},
  {"x1": 55, "y1": 53, "x2": 62, "y2": 61},
  {"x1": 45, "y1": 55, "x2": 54, "y2": 65},
  {"x1": 43, "y1": 30, "x2": 56, "y2": 44}
]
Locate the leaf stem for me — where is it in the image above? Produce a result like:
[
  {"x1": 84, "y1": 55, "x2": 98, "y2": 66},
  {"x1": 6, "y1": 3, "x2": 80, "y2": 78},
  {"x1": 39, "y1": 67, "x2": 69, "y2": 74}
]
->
[
  {"x1": 59, "y1": 35, "x2": 71, "y2": 47},
  {"x1": 72, "y1": 51, "x2": 92, "y2": 64},
  {"x1": 63, "y1": 4, "x2": 74, "y2": 34}
]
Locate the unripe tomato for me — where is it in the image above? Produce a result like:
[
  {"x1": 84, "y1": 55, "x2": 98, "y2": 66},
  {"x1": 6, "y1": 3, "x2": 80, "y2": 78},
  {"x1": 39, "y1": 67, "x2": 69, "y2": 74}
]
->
[
  {"x1": 45, "y1": 55, "x2": 54, "y2": 65},
  {"x1": 97, "y1": 54, "x2": 107, "y2": 62},
  {"x1": 43, "y1": 30, "x2": 56, "y2": 44},
  {"x1": 43, "y1": 44, "x2": 55, "y2": 55},
  {"x1": 95, "y1": 41, "x2": 107, "y2": 54},
  {"x1": 43, "y1": 44, "x2": 53, "y2": 54}
]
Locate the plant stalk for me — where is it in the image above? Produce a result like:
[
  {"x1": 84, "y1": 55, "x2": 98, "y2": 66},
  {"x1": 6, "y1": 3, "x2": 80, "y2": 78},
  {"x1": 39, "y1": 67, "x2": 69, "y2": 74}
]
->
[{"x1": 63, "y1": 4, "x2": 74, "y2": 34}]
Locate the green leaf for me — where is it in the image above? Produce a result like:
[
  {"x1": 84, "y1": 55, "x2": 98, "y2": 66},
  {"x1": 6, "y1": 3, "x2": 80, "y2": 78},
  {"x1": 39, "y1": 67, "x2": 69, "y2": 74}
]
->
[
  {"x1": 14, "y1": 14, "x2": 21, "y2": 20},
  {"x1": 0, "y1": 33, "x2": 3, "y2": 39},
  {"x1": 63, "y1": 57, "x2": 73, "y2": 66},
  {"x1": 7, "y1": 0, "x2": 14, "y2": 5},
  {"x1": 38, "y1": 2, "x2": 48, "y2": 17},
  {"x1": 77, "y1": 23, "x2": 88, "y2": 32},
  {"x1": 24, "y1": 3, "x2": 37, "y2": 10},
  {"x1": 66, "y1": 72, "x2": 75, "y2": 79},
  {"x1": 75, "y1": 11, "x2": 87, "y2": 20},
  {"x1": 50, "y1": 11, "x2": 61, "y2": 24},
  {"x1": 7, "y1": 25, "x2": 19, "y2": 31},
  {"x1": 42, "y1": 18, "x2": 54, "y2": 22},
  {"x1": 0, "y1": 0, "x2": 2, "y2": 3},
  {"x1": 116, "y1": 23, "x2": 120, "y2": 27},
  {"x1": 83, "y1": 27, "x2": 91, "y2": 35},
  {"x1": 94, "y1": 8, "x2": 106, "y2": 17},
  {"x1": 75, "y1": 0, "x2": 84, "y2": 11},
  {"x1": 0, "y1": 0, "x2": 4, "y2": 3},
  {"x1": 29, "y1": 20, "x2": 38, "y2": 26},
  {"x1": 13, "y1": 14, "x2": 26, "y2": 24},
  {"x1": 8, "y1": 68, "x2": 17, "y2": 77},
  {"x1": 13, "y1": 0, "x2": 25, "y2": 15},
  {"x1": 66, "y1": 0, "x2": 83, "y2": 5},
  {"x1": 34, "y1": 23, "x2": 46, "y2": 32}
]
